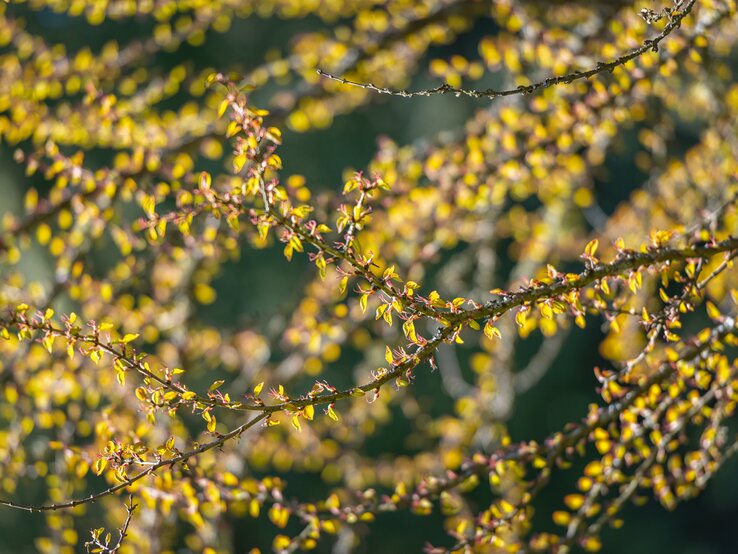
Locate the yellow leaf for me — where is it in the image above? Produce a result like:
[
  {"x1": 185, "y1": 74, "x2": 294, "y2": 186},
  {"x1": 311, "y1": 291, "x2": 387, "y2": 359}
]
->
[
  {"x1": 273, "y1": 535, "x2": 291, "y2": 551},
  {"x1": 42, "y1": 334, "x2": 54, "y2": 353},
  {"x1": 403, "y1": 320, "x2": 417, "y2": 343},
  {"x1": 564, "y1": 494, "x2": 584, "y2": 510},
  {"x1": 515, "y1": 309, "x2": 527, "y2": 327},
  {"x1": 292, "y1": 414, "x2": 302, "y2": 432},
  {"x1": 706, "y1": 301, "x2": 721, "y2": 320},
  {"x1": 217, "y1": 99, "x2": 229, "y2": 118},
  {"x1": 343, "y1": 179, "x2": 359, "y2": 194},
  {"x1": 484, "y1": 323, "x2": 501, "y2": 340},
  {"x1": 291, "y1": 415, "x2": 302, "y2": 432},
  {"x1": 375, "y1": 304, "x2": 387, "y2": 321},
  {"x1": 226, "y1": 121, "x2": 241, "y2": 138},
  {"x1": 233, "y1": 153, "x2": 247, "y2": 172},
  {"x1": 253, "y1": 382, "x2": 264, "y2": 396},
  {"x1": 267, "y1": 126, "x2": 282, "y2": 143},
  {"x1": 582, "y1": 536, "x2": 602, "y2": 552},
  {"x1": 249, "y1": 498, "x2": 260, "y2": 518},
  {"x1": 540, "y1": 303, "x2": 553, "y2": 320},
  {"x1": 269, "y1": 505, "x2": 289, "y2": 529},
  {"x1": 93, "y1": 458, "x2": 107, "y2": 476},
  {"x1": 315, "y1": 254, "x2": 327, "y2": 279},
  {"x1": 584, "y1": 238, "x2": 599, "y2": 258},
  {"x1": 552, "y1": 510, "x2": 571, "y2": 526}
]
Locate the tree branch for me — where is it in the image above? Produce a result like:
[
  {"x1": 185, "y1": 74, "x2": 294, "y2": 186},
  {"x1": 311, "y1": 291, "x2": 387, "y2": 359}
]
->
[{"x1": 317, "y1": 0, "x2": 698, "y2": 100}]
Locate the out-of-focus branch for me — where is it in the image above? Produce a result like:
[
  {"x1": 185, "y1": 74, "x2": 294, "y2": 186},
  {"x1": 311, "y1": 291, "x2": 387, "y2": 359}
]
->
[{"x1": 513, "y1": 330, "x2": 569, "y2": 393}]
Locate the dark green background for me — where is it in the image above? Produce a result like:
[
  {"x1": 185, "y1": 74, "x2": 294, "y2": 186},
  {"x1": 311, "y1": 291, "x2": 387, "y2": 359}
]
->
[{"x1": 1, "y1": 5, "x2": 737, "y2": 553}]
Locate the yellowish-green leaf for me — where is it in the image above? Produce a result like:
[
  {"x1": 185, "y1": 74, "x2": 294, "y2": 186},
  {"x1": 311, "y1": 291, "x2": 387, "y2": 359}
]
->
[
  {"x1": 484, "y1": 323, "x2": 501, "y2": 340},
  {"x1": 93, "y1": 458, "x2": 107, "y2": 476},
  {"x1": 291, "y1": 414, "x2": 302, "y2": 432},
  {"x1": 706, "y1": 301, "x2": 721, "y2": 320},
  {"x1": 403, "y1": 319, "x2": 418, "y2": 343},
  {"x1": 584, "y1": 238, "x2": 599, "y2": 258}
]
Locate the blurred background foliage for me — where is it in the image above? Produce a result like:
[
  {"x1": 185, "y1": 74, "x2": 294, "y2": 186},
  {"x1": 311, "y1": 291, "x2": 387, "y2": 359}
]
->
[{"x1": 1, "y1": 0, "x2": 738, "y2": 552}]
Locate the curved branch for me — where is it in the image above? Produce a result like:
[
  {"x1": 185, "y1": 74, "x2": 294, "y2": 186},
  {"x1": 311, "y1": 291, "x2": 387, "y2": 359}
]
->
[
  {"x1": 0, "y1": 241, "x2": 734, "y2": 515},
  {"x1": 0, "y1": 413, "x2": 268, "y2": 512},
  {"x1": 317, "y1": 0, "x2": 698, "y2": 100},
  {"x1": 449, "y1": 237, "x2": 738, "y2": 325}
]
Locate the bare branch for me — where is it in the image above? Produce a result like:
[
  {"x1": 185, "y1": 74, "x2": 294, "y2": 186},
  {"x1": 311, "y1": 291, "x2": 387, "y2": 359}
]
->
[{"x1": 317, "y1": 0, "x2": 697, "y2": 100}]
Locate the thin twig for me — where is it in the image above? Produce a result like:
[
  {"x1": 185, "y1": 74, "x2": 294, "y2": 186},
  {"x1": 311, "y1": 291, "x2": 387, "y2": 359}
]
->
[
  {"x1": 0, "y1": 413, "x2": 267, "y2": 512},
  {"x1": 513, "y1": 330, "x2": 569, "y2": 393},
  {"x1": 317, "y1": 0, "x2": 697, "y2": 100}
]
